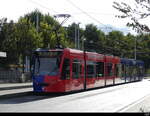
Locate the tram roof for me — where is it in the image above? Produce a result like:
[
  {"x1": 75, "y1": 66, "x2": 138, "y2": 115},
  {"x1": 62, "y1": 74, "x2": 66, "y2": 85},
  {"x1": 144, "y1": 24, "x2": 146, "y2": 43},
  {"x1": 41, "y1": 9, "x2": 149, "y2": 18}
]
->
[
  {"x1": 136, "y1": 60, "x2": 144, "y2": 66},
  {"x1": 121, "y1": 58, "x2": 144, "y2": 66},
  {"x1": 35, "y1": 48, "x2": 64, "y2": 52}
]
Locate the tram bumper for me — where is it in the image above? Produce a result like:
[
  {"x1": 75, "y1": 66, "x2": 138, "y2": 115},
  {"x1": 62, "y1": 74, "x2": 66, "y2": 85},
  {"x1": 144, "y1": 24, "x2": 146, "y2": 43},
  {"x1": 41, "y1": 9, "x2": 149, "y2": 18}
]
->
[{"x1": 33, "y1": 75, "x2": 49, "y2": 92}]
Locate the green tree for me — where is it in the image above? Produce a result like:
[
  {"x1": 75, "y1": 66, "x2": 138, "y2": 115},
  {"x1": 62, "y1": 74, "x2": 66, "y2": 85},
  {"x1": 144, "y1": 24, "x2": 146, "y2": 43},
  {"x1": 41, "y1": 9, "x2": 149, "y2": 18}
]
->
[
  {"x1": 24, "y1": 10, "x2": 68, "y2": 49},
  {"x1": 123, "y1": 33, "x2": 137, "y2": 58},
  {"x1": 84, "y1": 24, "x2": 106, "y2": 53},
  {"x1": 106, "y1": 31, "x2": 124, "y2": 56},
  {"x1": 66, "y1": 23, "x2": 84, "y2": 49},
  {"x1": 0, "y1": 18, "x2": 7, "y2": 50},
  {"x1": 0, "y1": 19, "x2": 19, "y2": 67},
  {"x1": 135, "y1": 34, "x2": 150, "y2": 69},
  {"x1": 13, "y1": 17, "x2": 43, "y2": 72}
]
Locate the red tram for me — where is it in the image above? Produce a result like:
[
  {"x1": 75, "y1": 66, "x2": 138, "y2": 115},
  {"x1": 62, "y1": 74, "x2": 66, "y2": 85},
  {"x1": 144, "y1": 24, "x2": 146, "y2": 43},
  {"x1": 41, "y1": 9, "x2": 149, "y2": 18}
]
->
[{"x1": 31, "y1": 48, "x2": 144, "y2": 93}]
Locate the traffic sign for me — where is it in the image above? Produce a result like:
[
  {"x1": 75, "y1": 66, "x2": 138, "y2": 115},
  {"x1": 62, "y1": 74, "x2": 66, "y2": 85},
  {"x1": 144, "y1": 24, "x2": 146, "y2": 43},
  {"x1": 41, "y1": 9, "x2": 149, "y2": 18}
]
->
[{"x1": 0, "y1": 52, "x2": 6, "y2": 57}]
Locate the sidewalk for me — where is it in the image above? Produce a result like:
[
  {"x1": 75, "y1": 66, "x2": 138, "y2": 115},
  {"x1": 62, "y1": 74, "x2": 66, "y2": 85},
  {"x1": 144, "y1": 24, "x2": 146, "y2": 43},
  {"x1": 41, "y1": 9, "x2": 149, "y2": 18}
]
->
[
  {"x1": 0, "y1": 82, "x2": 33, "y2": 100},
  {"x1": 119, "y1": 78, "x2": 150, "y2": 112},
  {"x1": 120, "y1": 94, "x2": 150, "y2": 112}
]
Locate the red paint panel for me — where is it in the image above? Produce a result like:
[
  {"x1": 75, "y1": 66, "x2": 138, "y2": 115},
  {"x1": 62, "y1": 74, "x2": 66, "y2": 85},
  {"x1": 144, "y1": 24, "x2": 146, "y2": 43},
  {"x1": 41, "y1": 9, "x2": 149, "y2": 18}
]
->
[{"x1": 43, "y1": 76, "x2": 65, "y2": 92}]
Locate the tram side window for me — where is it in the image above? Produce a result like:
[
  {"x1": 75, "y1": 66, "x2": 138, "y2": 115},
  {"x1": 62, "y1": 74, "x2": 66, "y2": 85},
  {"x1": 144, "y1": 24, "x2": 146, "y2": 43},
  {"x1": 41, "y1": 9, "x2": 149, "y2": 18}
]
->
[
  {"x1": 137, "y1": 65, "x2": 143, "y2": 77},
  {"x1": 87, "y1": 61, "x2": 96, "y2": 78},
  {"x1": 61, "y1": 58, "x2": 70, "y2": 80},
  {"x1": 139, "y1": 66, "x2": 144, "y2": 76},
  {"x1": 115, "y1": 64, "x2": 121, "y2": 77},
  {"x1": 133, "y1": 66, "x2": 137, "y2": 77},
  {"x1": 137, "y1": 66, "x2": 140, "y2": 77},
  {"x1": 121, "y1": 64, "x2": 126, "y2": 77},
  {"x1": 72, "y1": 59, "x2": 82, "y2": 79},
  {"x1": 96, "y1": 62, "x2": 104, "y2": 77},
  {"x1": 126, "y1": 65, "x2": 130, "y2": 77},
  {"x1": 106, "y1": 63, "x2": 113, "y2": 76},
  {"x1": 129, "y1": 66, "x2": 134, "y2": 77}
]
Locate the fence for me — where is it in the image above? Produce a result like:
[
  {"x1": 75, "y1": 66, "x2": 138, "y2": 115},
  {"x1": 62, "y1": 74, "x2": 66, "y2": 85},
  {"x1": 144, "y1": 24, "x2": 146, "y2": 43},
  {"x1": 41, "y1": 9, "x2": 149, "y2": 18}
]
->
[{"x1": 0, "y1": 70, "x2": 31, "y2": 83}]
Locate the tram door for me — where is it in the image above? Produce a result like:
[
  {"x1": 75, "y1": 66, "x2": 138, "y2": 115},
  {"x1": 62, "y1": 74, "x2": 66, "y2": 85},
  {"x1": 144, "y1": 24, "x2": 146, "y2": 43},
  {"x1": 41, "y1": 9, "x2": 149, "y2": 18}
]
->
[
  {"x1": 61, "y1": 58, "x2": 72, "y2": 92},
  {"x1": 71, "y1": 59, "x2": 84, "y2": 91},
  {"x1": 105, "y1": 62, "x2": 114, "y2": 86},
  {"x1": 95, "y1": 62, "x2": 105, "y2": 87}
]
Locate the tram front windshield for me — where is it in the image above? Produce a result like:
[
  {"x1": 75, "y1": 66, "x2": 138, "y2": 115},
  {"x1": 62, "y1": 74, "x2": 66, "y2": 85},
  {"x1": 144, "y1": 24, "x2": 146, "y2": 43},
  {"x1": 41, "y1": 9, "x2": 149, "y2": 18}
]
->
[{"x1": 32, "y1": 51, "x2": 62, "y2": 76}]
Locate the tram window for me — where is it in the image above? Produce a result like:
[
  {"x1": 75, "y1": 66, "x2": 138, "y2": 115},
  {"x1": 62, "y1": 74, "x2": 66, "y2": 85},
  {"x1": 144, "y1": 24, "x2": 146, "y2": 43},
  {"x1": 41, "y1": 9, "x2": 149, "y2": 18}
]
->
[
  {"x1": 87, "y1": 61, "x2": 96, "y2": 78},
  {"x1": 137, "y1": 66, "x2": 140, "y2": 76},
  {"x1": 106, "y1": 63, "x2": 113, "y2": 76},
  {"x1": 128, "y1": 66, "x2": 132, "y2": 77},
  {"x1": 72, "y1": 59, "x2": 82, "y2": 79},
  {"x1": 118, "y1": 64, "x2": 122, "y2": 77},
  {"x1": 115, "y1": 64, "x2": 121, "y2": 77},
  {"x1": 121, "y1": 64, "x2": 126, "y2": 77},
  {"x1": 137, "y1": 65, "x2": 143, "y2": 77},
  {"x1": 126, "y1": 65, "x2": 130, "y2": 77},
  {"x1": 114, "y1": 64, "x2": 118, "y2": 76},
  {"x1": 96, "y1": 62, "x2": 104, "y2": 77},
  {"x1": 139, "y1": 66, "x2": 144, "y2": 76},
  {"x1": 133, "y1": 66, "x2": 137, "y2": 77},
  {"x1": 61, "y1": 58, "x2": 70, "y2": 80}
]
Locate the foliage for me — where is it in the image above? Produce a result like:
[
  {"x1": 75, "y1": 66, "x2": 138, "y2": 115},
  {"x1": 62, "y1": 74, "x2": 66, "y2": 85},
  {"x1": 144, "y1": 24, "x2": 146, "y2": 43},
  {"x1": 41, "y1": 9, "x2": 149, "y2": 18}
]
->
[
  {"x1": 113, "y1": 0, "x2": 150, "y2": 33},
  {"x1": 84, "y1": 24, "x2": 106, "y2": 53},
  {"x1": 66, "y1": 23, "x2": 84, "y2": 49},
  {"x1": 112, "y1": 0, "x2": 150, "y2": 71},
  {"x1": 0, "y1": 9, "x2": 150, "y2": 73}
]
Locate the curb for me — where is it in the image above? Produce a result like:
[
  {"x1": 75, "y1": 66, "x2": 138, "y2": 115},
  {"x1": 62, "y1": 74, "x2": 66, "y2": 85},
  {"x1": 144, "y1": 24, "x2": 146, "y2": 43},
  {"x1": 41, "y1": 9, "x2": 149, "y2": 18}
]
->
[
  {"x1": 0, "y1": 85, "x2": 32, "y2": 91},
  {"x1": 0, "y1": 91, "x2": 33, "y2": 100}
]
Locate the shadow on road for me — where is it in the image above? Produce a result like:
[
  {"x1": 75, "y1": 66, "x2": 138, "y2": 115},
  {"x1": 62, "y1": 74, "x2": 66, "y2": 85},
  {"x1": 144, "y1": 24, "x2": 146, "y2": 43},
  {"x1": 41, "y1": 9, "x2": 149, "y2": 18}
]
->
[
  {"x1": 0, "y1": 80, "x2": 143, "y2": 104},
  {"x1": 0, "y1": 92, "x2": 72, "y2": 104}
]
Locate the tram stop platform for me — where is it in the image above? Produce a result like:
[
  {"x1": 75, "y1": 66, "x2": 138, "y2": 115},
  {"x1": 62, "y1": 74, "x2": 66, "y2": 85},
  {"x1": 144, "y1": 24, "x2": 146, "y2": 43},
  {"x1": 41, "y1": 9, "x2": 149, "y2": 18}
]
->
[{"x1": 0, "y1": 82, "x2": 33, "y2": 100}]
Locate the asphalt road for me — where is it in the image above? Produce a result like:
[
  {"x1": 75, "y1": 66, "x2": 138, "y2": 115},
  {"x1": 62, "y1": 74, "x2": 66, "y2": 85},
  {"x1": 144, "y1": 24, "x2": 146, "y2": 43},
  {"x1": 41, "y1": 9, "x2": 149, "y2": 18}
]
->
[{"x1": 0, "y1": 79, "x2": 150, "y2": 112}]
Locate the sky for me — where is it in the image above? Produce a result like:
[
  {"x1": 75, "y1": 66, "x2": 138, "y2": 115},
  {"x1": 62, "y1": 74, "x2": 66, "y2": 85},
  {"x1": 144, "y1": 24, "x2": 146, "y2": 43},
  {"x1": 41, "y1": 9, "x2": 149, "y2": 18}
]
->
[{"x1": 0, "y1": 0, "x2": 138, "y2": 34}]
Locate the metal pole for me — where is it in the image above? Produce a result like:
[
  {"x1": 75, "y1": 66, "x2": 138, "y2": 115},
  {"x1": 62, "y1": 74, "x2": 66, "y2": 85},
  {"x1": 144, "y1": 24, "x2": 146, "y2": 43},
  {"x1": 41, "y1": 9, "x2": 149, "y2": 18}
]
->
[
  {"x1": 75, "y1": 23, "x2": 77, "y2": 49},
  {"x1": 83, "y1": 39, "x2": 86, "y2": 90},
  {"x1": 36, "y1": 11, "x2": 39, "y2": 32},
  {"x1": 134, "y1": 37, "x2": 137, "y2": 60},
  {"x1": 53, "y1": 14, "x2": 71, "y2": 49},
  {"x1": 77, "y1": 23, "x2": 80, "y2": 49}
]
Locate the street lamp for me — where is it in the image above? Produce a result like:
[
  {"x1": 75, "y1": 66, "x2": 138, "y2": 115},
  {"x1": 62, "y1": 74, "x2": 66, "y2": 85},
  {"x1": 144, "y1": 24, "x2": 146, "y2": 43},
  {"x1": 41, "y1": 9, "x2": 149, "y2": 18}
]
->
[
  {"x1": 77, "y1": 23, "x2": 81, "y2": 50},
  {"x1": 134, "y1": 37, "x2": 137, "y2": 60},
  {"x1": 75, "y1": 22, "x2": 80, "y2": 49},
  {"x1": 83, "y1": 38, "x2": 87, "y2": 90},
  {"x1": 0, "y1": 23, "x2": 3, "y2": 32}
]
